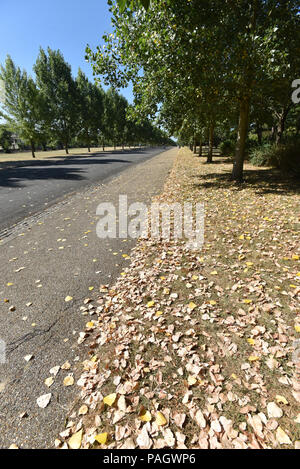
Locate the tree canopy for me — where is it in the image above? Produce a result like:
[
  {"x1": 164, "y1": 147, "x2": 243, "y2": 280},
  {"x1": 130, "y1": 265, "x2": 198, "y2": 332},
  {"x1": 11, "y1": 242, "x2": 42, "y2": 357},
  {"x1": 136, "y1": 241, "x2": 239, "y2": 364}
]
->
[{"x1": 86, "y1": 0, "x2": 300, "y2": 180}]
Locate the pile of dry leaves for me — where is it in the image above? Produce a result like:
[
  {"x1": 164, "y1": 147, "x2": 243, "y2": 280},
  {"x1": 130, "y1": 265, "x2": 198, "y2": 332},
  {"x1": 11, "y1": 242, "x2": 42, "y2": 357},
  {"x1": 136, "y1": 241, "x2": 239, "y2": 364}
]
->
[{"x1": 57, "y1": 148, "x2": 300, "y2": 449}]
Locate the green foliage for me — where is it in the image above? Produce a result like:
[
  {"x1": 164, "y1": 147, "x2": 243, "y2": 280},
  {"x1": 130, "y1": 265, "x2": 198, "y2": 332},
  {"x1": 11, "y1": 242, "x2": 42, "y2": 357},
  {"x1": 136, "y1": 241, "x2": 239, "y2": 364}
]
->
[
  {"x1": 87, "y1": 0, "x2": 300, "y2": 180},
  {"x1": 0, "y1": 55, "x2": 47, "y2": 156},
  {"x1": 250, "y1": 142, "x2": 300, "y2": 175},
  {"x1": 0, "y1": 125, "x2": 13, "y2": 152},
  {"x1": 34, "y1": 48, "x2": 79, "y2": 153},
  {"x1": 219, "y1": 140, "x2": 235, "y2": 157},
  {"x1": 76, "y1": 68, "x2": 104, "y2": 150}
]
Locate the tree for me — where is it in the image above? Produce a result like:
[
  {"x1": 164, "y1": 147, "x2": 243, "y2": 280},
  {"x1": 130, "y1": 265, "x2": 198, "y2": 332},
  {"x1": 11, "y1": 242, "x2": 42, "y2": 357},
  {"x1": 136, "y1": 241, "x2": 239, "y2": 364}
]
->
[
  {"x1": 0, "y1": 55, "x2": 47, "y2": 157},
  {"x1": 34, "y1": 48, "x2": 79, "y2": 154},
  {"x1": 76, "y1": 69, "x2": 104, "y2": 152},
  {"x1": 87, "y1": 0, "x2": 300, "y2": 181},
  {"x1": 0, "y1": 125, "x2": 13, "y2": 153}
]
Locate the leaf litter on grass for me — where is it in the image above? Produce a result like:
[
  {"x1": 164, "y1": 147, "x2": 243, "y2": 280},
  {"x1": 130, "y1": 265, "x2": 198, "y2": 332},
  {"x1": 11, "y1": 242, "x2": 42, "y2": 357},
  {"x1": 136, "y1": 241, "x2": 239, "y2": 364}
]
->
[{"x1": 57, "y1": 148, "x2": 300, "y2": 449}]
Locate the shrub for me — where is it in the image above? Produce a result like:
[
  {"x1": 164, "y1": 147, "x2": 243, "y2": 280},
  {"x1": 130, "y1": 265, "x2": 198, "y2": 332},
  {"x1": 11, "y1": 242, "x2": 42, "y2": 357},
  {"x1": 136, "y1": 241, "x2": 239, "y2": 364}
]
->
[
  {"x1": 250, "y1": 143, "x2": 300, "y2": 175},
  {"x1": 219, "y1": 139, "x2": 235, "y2": 157}
]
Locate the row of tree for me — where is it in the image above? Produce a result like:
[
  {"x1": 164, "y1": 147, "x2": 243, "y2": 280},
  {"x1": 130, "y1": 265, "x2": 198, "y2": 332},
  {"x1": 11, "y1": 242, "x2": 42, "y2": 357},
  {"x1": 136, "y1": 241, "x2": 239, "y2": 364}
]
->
[
  {"x1": 0, "y1": 47, "x2": 173, "y2": 157},
  {"x1": 87, "y1": 0, "x2": 300, "y2": 181}
]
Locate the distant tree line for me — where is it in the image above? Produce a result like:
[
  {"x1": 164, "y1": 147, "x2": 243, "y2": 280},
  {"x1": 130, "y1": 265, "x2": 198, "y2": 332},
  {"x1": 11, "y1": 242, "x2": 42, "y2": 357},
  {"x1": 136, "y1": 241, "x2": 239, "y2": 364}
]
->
[{"x1": 0, "y1": 47, "x2": 173, "y2": 157}]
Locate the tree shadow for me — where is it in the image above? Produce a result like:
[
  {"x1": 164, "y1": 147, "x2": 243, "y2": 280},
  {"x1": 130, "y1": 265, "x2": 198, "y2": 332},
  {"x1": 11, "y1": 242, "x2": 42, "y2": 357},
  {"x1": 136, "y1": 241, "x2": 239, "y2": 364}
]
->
[
  {"x1": 191, "y1": 165, "x2": 300, "y2": 196},
  {"x1": 0, "y1": 157, "x2": 132, "y2": 188},
  {"x1": 0, "y1": 147, "x2": 147, "y2": 170}
]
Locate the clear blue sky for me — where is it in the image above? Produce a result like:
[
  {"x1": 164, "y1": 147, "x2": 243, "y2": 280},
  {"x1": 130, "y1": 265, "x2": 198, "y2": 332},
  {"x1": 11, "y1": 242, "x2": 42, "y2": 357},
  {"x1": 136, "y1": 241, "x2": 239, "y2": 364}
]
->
[{"x1": 0, "y1": 0, "x2": 134, "y2": 102}]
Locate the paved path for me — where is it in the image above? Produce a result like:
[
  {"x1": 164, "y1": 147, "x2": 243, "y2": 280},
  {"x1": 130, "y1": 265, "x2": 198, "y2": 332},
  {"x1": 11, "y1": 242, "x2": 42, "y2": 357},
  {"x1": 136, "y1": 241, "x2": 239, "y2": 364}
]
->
[{"x1": 0, "y1": 147, "x2": 177, "y2": 448}]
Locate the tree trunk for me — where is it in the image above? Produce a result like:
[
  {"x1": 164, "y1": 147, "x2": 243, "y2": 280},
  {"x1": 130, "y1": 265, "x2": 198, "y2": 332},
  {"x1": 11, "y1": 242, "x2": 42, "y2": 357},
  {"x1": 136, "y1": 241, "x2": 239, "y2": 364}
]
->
[
  {"x1": 198, "y1": 139, "x2": 202, "y2": 157},
  {"x1": 207, "y1": 124, "x2": 214, "y2": 163},
  {"x1": 193, "y1": 136, "x2": 197, "y2": 154},
  {"x1": 31, "y1": 141, "x2": 35, "y2": 158},
  {"x1": 65, "y1": 142, "x2": 69, "y2": 155},
  {"x1": 232, "y1": 97, "x2": 250, "y2": 182},
  {"x1": 256, "y1": 123, "x2": 262, "y2": 146},
  {"x1": 275, "y1": 106, "x2": 291, "y2": 145}
]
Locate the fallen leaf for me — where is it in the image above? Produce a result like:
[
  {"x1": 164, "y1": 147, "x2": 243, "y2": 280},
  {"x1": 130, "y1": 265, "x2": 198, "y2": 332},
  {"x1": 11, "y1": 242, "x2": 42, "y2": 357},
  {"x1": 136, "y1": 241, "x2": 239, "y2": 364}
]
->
[
  {"x1": 94, "y1": 433, "x2": 108, "y2": 445},
  {"x1": 103, "y1": 393, "x2": 117, "y2": 406},
  {"x1": 68, "y1": 429, "x2": 83, "y2": 449},
  {"x1": 37, "y1": 393, "x2": 51, "y2": 408},
  {"x1": 156, "y1": 411, "x2": 167, "y2": 426},
  {"x1": 63, "y1": 376, "x2": 74, "y2": 387}
]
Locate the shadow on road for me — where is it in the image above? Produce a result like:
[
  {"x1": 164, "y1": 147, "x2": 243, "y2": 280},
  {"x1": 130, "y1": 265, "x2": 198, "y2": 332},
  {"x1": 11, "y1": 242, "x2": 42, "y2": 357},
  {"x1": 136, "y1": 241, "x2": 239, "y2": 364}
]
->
[{"x1": 0, "y1": 156, "x2": 134, "y2": 188}]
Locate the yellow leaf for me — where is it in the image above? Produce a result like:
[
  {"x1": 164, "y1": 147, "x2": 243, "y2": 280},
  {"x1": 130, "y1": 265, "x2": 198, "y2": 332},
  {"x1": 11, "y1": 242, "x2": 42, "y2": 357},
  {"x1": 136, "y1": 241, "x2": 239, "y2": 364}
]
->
[
  {"x1": 231, "y1": 373, "x2": 238, "y2": 380},
  {"x1": 188, "y1": 302, "x2": 197, "y2": 311},
  {"x1": 188, "y1": 375, "x2": 197, "y2": 386},
  {"x1": 248, "y1": 355, "x2": 260, "y2": 362},
  {"x1": 246, "y1": 262, "x2": 253, "y2": 267},
  {"x1": 65, "y1": 296, "x2": 73, "y2": 302},
  {"x1": 210, "y1": 271, "x2": 218, "y2": 275},
  {"x1": 247, "y1": 338, "x2": 255, "y2": 346},
  {"x1": 147, "y1": 301, "x2": 155, "y2": 307},
  {"x1": 292, "y1": 255, "x2": 299, "y2": 260},
  {"x1": 94, "y1": 433, "x2": 108, "y2": 445},
  {"x1": 192, "y1": 275, "x2": 198, "y2": 280},
  {"x1": 156, "y1": 411, "x2": 167, "y2": 426},
  {"x1": 86, "y1": 321, "x2": 94, "y2": 328},
  {"x1": 63, "y1": 376, "x2": 74, "y2": 387},
  {"x1": 209, "y1": 300, "x2": 217, "y2": 305},
  {"x1": 88, "y1": 286, "x2": 94, "y2": 291},
  {"x1": 295, "y1": 325, "x2": 300, "y2": 333},
  {"x1": 290, "y1": 284, "x2": 297, "y2": 289},
  {"x1": 68, "y1": 429, "x2": 83, "y2": 449},
  {"x1": 6, "y1": 283, "x2": 13, "y2": 286},
  {"x1": 103, "y1": 393, "x2": 117, "y2": 406},
  {"x1": 239, "y1": 235, "x2": 245, "y2": 240},
  {"x1": 276, "y1": 395, "x2": 288, "y2": 405},
  {"x1": 155, "y1": 311, "x2": 163, "y2": 317},
  {"x1": 243, "y1": 299, "x2": 252, "y2": 304},
  {"x1": 276, "y1": 427, "x2": 292, "y2": 445},
  {"x1": 78, "y1": 405, "x2": 88, "y2": 416},
  {"x1": 139, "y1": 409, "x2": 152, "y2": 422},
  {"x1": 44, "y1": 377, "x2": 54, "y2": 387}
]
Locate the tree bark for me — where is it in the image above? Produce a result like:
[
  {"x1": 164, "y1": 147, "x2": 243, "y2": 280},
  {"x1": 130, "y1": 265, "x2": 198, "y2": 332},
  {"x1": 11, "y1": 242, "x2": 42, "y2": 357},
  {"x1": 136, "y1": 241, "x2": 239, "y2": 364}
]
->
[
  {"x1": 198, "y1": 139, "x2": 202, "y2": 157},
  {"x1": 232, "y1": 97, "x2": 250, "y2": 182},
  {"x1": 275, "y1": 105, "x2": 291, "y2": 145},
  {"x1": 256, "y1": 123, "x2": 262, "y2": 146},
  {"x1": 207, "y1": 124, "x2": 214, "y2": 163},
  {"x1": 65, "y1": 141, "x2": 69, "y2": 154},
  {"x1": 31, "y1": 141, "x2": 35, "y2": 158}
]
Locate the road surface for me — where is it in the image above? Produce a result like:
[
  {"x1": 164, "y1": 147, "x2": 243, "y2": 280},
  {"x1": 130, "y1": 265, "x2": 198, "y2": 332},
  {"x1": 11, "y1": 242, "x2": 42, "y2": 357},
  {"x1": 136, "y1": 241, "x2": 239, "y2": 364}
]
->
[{"x1": 0, "y1": 147, "x2": 177, "y2": 448}]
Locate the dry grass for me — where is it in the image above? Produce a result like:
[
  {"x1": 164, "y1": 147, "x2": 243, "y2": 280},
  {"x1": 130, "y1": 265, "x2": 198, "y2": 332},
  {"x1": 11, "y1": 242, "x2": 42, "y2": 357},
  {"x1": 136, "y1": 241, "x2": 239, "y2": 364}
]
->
[{"x1": 59, "y1": 147, "x2": 300, "y2": 449}]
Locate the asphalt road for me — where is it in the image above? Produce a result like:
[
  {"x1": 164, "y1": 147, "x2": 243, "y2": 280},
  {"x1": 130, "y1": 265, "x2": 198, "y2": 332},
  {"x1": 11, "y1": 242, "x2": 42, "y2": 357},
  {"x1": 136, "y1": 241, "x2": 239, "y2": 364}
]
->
[
  {"x1": 0, "y1": 147, "x2": 171, "y2": 233},
  {"x1": 0, "y1": 147, "x2": 177, "y2": 448}
]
